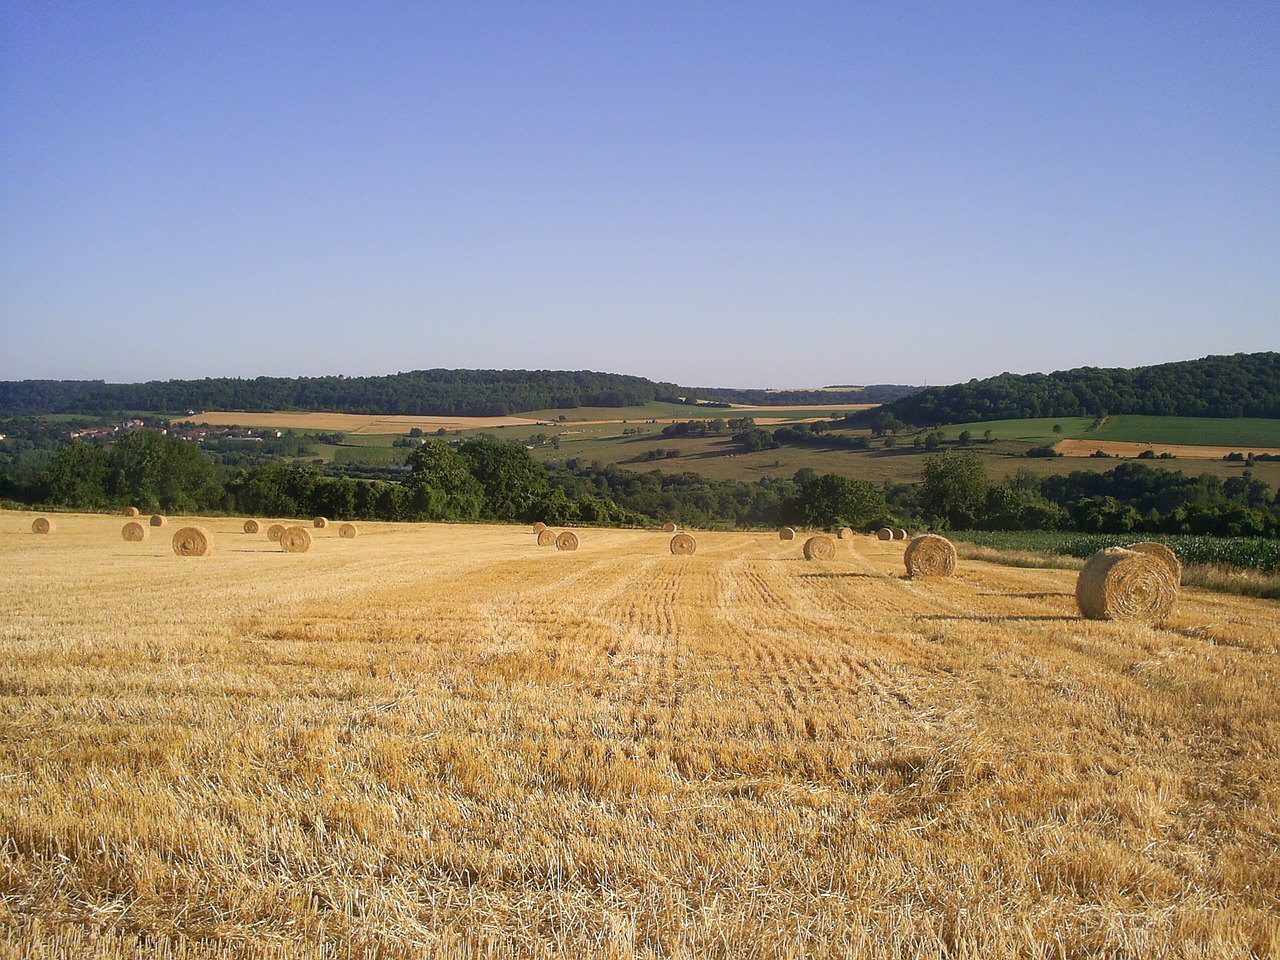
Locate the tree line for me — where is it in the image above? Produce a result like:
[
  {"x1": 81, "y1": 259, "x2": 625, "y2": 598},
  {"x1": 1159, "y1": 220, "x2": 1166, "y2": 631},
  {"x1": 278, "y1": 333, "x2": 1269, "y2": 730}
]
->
[
  {"x1": 0, "y1": 370, "x2": 925, "y2": 419},
  {"x1": 0, "y1": 370, "x2": 687, "y2": 418},
  {"x1": 878, "y1": 351, "x2": 1280, "y2": 425},
  {"x1": 9, "y1": 431, "x2": 1277, "y2": 539}
]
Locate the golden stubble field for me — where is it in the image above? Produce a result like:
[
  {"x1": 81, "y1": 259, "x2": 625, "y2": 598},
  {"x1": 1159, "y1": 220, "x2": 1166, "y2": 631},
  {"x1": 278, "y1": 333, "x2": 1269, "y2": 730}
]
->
[{"x1": 1, "y1": 511, "x2": 1277, "y2": 959}]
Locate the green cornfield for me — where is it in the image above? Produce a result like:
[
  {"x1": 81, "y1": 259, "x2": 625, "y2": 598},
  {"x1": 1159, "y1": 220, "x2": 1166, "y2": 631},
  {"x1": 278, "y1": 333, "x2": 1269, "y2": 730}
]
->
[{"x1": 951, "y1": 530, "x2": 1280, "y2": 572}]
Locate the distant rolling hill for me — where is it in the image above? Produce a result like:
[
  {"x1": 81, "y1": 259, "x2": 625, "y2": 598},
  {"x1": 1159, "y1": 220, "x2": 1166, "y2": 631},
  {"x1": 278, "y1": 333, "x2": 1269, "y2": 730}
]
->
[
  {"x1": 880, "y1": 352, "x2": 1280, "y2": 425},
  {"x1": 0, "y1": 370, "x2": 918, "y2": 418}
]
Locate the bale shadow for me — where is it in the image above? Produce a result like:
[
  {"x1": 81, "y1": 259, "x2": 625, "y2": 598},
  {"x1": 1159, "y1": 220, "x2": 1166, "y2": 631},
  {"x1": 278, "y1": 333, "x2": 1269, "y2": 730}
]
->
[
  {"x1": 977, "y1": 591, "x2": 1073, "y2": 599},
  {"x1": 797, "y1": 572, "x2": 884, "y2": 581},
  {"x1": 914, "y1": 614, "x2": 1076, "y2": 624}
]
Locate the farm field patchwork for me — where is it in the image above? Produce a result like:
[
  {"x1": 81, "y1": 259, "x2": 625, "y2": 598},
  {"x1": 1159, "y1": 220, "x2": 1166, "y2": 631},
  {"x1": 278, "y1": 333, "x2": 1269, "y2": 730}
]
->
[
  {"x1": 1, "y1": 510, "x2": 1277, "y2": 957},
  {"x1": 937, "y1": 416, "x2": 1280, "y2": 456}
]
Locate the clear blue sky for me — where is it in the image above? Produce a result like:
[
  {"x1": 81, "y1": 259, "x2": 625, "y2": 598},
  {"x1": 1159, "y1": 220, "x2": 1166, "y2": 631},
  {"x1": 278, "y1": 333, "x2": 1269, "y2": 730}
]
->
[{"x1": 2, "y1": 2, "x2": 1276, "y2": 389}]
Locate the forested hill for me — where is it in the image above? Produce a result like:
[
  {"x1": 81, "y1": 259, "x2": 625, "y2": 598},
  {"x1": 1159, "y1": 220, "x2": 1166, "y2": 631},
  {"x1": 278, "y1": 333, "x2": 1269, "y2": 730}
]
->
[
  {"x1": 693, "y1": 384, "x2": 920, "y2": 406},
  {"x1": 0, "y1": 370, "x2": 916, "y2": 417},
  {"x1": 882, "y1": 352, "x2": 1280, "y2": 426},
  {"x1": 0, "y1": 370, "x2": 684, "y2": 417}
]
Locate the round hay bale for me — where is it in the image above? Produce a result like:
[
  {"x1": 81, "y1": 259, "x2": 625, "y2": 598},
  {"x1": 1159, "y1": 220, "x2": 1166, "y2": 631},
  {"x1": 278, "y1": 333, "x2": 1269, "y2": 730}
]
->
[
  {"x1": 779, "y1": 527, "x2": 796, "y2": 541},
  {"x1": 124, "y1": 506, "x2": 140, "y2": 517},
  {"x1": 31, "y1": 517, "x2": 54, "y2": 534},
  {"x1": 533, "y1": 522, "x2": 547, "y2": 534},
  {"x1": 280, "y1": 525, "x2": 313, "y2": 553},
  {"x1": 663, "y1": 521, "x2": 678, "y2": 533},
  {"x1": 838, "y1": 527, "x2": 854, "y2": 540},
  {"x1": 803, "y1": 535, "x2": 837, "y2": 561},
  {"x1": 893, "y1": 528, "x2": 908, "y2": 541},
  {"x1": 876, "y1": 527, "x2": 893, "y2": 541},
  {"x1": 555, "y1": 531, "x2": 579, "y2": 551},
  {"x1": 313, "y1": 516, "x2": 328, "y2": 529},
  {"x1": 670, "y1": 532, "x2": 696, "y2": 556},
  {"x1": 1126, "y1": 541, "x2": 1182, "y2": 584},
  {"x1": 338, "y1": 523, "x2": 359, "y2": 539},
  {"x1": 536, "y1": 529, "x2": 556, "y2": 546},
  {"x1": 1076, "y1": 547, "x2": 1177, "y2": 623},
  {"x1": 266, "y1": 523, "x2": 287, "y2": 542},
  {"x1": 172, "y1": 526, "x2": 212, "y2": 557},
  {"x1": 121, "y1": 520, "x2": 149, "y2": 542},
  {"x1": 243, "y1": 519, "x2": 261, "y2": 534},
  {"x1": 149, "y1": 514, "x2": 166, "y2": 527},
  {"x1": 904, "y1": 534, "x2": 957, "y2": 578}
]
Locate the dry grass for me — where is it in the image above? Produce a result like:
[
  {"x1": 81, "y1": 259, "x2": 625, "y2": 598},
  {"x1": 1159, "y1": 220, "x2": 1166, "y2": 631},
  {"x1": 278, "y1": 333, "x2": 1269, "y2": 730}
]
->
[
  {"x1": 171, "y1": 526, "x2": 212, "y2": 557},
  {"x1": 1074, "y1": 547, "x2": 1178, "y2": 624},
  {"x1": 669, "y1": 533, "x2": 696, "y2": 556},
  {"x1": 1, "y1": 509, "x2": 1278, "y2": 958},
  {"x1": 120, "y1": 521, "x2": 148, "y2": 542},
  {"x1": 279, "y1": 526, "x2": 314, "y2": 554},
  {"x1": 1055, "y1": 438, "x2": 1280, "y2": 460},
  {"x1": 904, "y1": 535, "x2": 957, "y2": 579},
  {"x1": 802, "y1": 535, "x2": 836, "y2": 561},
  {"x1": 191, "y1": 411, "x2": 546, "y2": 434}
]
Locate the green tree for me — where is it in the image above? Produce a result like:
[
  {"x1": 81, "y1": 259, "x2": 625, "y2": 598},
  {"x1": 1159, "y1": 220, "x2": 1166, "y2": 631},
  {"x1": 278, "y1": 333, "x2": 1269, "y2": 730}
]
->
[
  {"x1": 403, "y1": 439, "x2": 485, "y2": 520},
  {"x1": 871, "y1": 412, "x2": 903, "y2": 437},
  {"x1": 795, "y1": 473, "x2": 888, "y2": 529},
  {"x1": 39, "y1": 442, "x2": 109, "y2": 508},
  {"x1": 921, "y1": 451, "x2": 988, "y2": 528},
  {"x1": 227, "y1": 463, "x2": 322, "y2": 517},
  {"x1": 107, "y1": 431, "x2": 222, "y2": 512},
  {"x1": 458, "y1": 436, "x2": 551, "y2": 520}
]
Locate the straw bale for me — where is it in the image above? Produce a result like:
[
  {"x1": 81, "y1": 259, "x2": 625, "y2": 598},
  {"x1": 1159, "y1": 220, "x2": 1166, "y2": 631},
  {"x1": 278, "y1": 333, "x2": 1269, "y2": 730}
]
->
[
  {"x1": 121, "y1": 521, "x2": 148, "y2": 542},
  {"x1": 537, "y1": 529, "x2": 556, "y2": 546},
  {"x1": 779, "y1": 527, "x2": 796, "y2": 541},
  {"x1": 893, "y1": 528, "x2": 908, "y2": 540},
  {"x1": 149, "y1": 514, "x2": 166, "y2": 527},
  {"x1": 31, "y1": 517, "x2": 54, "y2": 534},
  {"x1": 338, "y1": 523, "x2": 359, "y2": 539},
  {"x1": 124, "y1": 506, "x2": 140, "y2": 517},
  {"x1": 1126, "y1": 541, "x2": 1182, "y2": 584},
  {"x1": 533, "y1": 522, "x2": 547, "y2": 534},
  {"x1": 876, "y1": 527, "x2": 893, "y2": 540},
  {"x1": 838, "y1": 527, "x2": 854, "y2": 539},
  {"x1": 663, "y1": 521, "x2": 678, "y2": 533},
  {"x1": 803, "y1": 535, "x2": 837, "y2": 561},
  {"x1": 172, "y1": 526, "x2": 212, "y2": 557},
  {"x1": 243, "y1": 519, "x2": 261, "y2": 534},
  {"x1": 1076, "y1": 547, "x2": 1177, "y2": 623},
  {"x1": 267, "y1": 523, "x2": 287, "y2": 542},
  {"x1": 904, "y1": 534, "x2": 957, "y2": 578},
  {"x1": 669, "y1": 532, "x2": 696, "y2": 556},
  {"x1": 555, "y1": 531, "x2": 579, "y2": 551},
  {"x1": 280, "y1": 525, "x2": 313, "y2": 553},
  {"x1": 313, "y1": 517, "x2": 328, "y2": 529}
]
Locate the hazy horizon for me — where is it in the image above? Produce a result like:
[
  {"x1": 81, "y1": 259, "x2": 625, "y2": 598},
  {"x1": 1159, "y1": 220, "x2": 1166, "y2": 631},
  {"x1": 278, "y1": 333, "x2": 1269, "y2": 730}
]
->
[{"x1": 3, "y1": 3, "x2": 1276, "y2": 389}]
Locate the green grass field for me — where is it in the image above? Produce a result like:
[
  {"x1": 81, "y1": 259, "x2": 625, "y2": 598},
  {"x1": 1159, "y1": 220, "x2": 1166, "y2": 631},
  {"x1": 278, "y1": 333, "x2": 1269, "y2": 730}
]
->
[
  {"x1": 330, "y1": 443, "x2": 407, "y2": 465},
  {"x1": 929, "y1": 417, "x2": 1097, "y2": 441},
  {"x1": 1095, "y1": 415, "x2": 1280, "y2": 447},
  {"x1": 934, "y1": 415, "x2": 1280, "y2": 448}
]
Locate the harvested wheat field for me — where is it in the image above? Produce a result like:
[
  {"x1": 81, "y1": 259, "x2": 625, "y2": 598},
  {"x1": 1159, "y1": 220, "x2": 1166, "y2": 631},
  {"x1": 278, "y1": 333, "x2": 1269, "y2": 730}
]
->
[{"x1": 1, "y1": 510, "x2": 1278, "y2": 959}]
